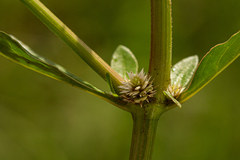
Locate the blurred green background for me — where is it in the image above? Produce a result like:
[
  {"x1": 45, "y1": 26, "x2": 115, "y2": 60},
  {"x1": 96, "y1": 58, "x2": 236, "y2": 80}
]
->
[{"x1": 0, "y1": 0, "x2": 240, "y2": 159}]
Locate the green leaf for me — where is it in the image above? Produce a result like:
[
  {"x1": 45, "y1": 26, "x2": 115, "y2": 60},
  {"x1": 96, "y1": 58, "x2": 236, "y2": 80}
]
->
[
  {"x1": 106, "y1": 73, "x2": 118, "y2": 96},
  {"x1": 180, "y1": 31, "x2": 240, "y2": 103},
  {"x1": 171, "y1": 55, "x2": 199, "y2": 88},
  {"x1": 111, "y1": 45, "x2": 138, "y2": 79},
  {"x1": 163, "y1": 91, "x2": 182, "y2": 108},
  {"x1": 0, "y1": 31, "x2": 105, "y2": 97}
]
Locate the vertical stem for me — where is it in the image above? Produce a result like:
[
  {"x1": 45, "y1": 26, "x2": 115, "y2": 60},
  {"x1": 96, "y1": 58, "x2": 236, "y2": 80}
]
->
[
  {"x1": 129, "y1": 1, "x2": 172, "y2": 159},
  {"x1": 149, "y1": 0, "x2": 172, "y2": 102},
  {"x1": 129, "y1": 106, "x2": 163, "y2": 160}
]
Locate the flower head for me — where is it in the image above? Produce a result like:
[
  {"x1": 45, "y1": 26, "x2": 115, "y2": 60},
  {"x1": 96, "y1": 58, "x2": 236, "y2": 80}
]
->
[
  {"x1": 118, "y1": 69, "x2": 156, "y2": 106},
  {"x1": 167, "y1": 84, "x2": 185, "y2": 99}
]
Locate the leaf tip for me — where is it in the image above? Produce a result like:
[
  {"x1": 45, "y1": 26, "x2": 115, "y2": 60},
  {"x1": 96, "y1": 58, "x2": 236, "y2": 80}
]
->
[{"x1": 163, "y1": 91, "x2": 182, "y2": 108}]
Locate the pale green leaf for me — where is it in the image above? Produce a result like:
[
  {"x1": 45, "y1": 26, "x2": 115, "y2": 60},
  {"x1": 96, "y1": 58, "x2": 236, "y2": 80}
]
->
[
  {"x1": 111, "y1": 45, "x2": 138, "y2": 79},
  {"x1": 171, "y1": 55, "x2": 199, "y2": 88},
  {"x1": 163, "y1": 91, "x2": 182, "y2": 108},
  {"x1": 180, "y1": 31, "x2": 240, "y2": 103}
]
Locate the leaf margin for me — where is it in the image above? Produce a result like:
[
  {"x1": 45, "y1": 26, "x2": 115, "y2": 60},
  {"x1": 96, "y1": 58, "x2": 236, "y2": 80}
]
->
[
  {"x1": 171, "y1": 55, "x2": 199, "y2": 88},
  {"x1": 110, "y1": 45, "x2": 138, "y2": 79},
  {"x1": 0, "y1": 31, "x2": 122, "y2": 106},
  {"x1": 179, "y1": 30, "x2": 240, "y2": 103}
]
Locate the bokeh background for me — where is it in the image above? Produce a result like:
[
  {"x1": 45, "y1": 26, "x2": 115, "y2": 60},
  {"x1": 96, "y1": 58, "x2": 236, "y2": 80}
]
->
[{"x1": 0, "y1": 0, "x2": 240, "y2": 159}]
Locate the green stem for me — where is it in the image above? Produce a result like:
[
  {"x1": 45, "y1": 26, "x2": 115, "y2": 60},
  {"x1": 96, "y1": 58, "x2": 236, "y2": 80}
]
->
[
  {"x1": 149, "y1": 0, "x2": 172, "y2": 102},
  {"x1": 20, "y1": 0, "x2": 124, "y2": 92},
  {"x1": 129, "y1": 1, "x2": 173, "y2": 159},
  {"x1": 129, "y1": 105, "x2": 163, "y2": 160}
]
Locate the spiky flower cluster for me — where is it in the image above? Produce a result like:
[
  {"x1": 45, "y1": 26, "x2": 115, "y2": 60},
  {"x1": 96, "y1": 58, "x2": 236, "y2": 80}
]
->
[
  {"x1": 167, "y1": 84, "x2": 185, "y2": 99},
  {"x1": 118, "y1": 69, "x2": 156, "y2": 106}
]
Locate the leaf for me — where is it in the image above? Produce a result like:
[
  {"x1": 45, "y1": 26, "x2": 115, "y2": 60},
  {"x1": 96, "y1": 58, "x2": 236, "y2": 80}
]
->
[
  {"x1": 0, "y1": 31, "x2": 105, "y2": 97},
  {"x1": 171, "y1": 55, "x2": 199, "y2": 88},
  {"x1": 106, "y1": 73, "x2": 118, "y2": 96},
  {"x1": 180, "y1": 31, "x2": 240, "y2": 103},
  {"x1": 163, "y1": 91, "x2": 182, "y2": 108},
  {"x1": 110, "y1": 45, "x2": 138, "y2": 79}
]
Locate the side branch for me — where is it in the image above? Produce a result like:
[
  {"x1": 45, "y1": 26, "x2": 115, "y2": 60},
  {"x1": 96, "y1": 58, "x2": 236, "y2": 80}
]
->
[{"x1": 20, "y1": 0, "x2": 124, "y2": 92}]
